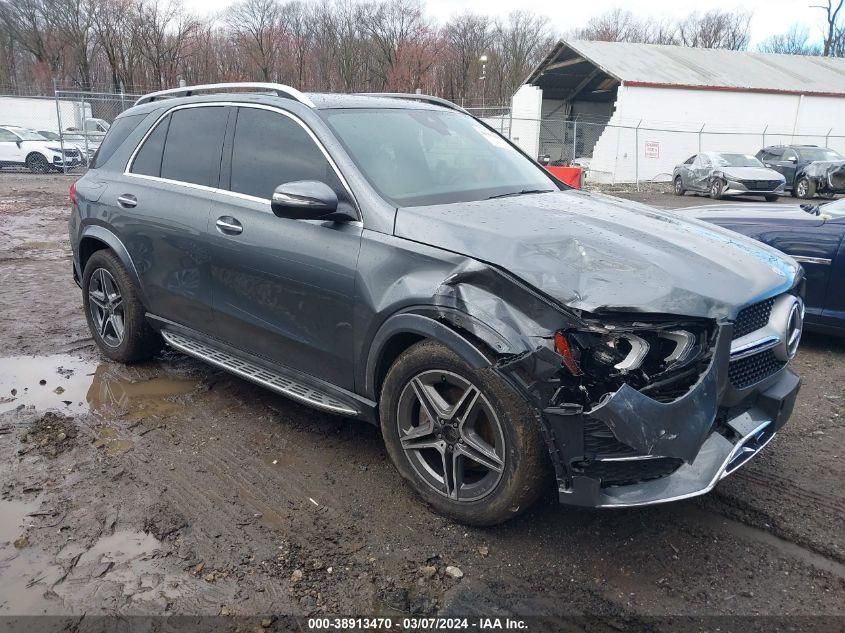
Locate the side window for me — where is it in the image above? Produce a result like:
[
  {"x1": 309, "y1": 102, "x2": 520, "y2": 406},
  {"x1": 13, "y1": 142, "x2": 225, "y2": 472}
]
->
[
  {"x1": 782, "y1": 149, "x2": 798, "y2": 162},
  {"x1": 698, "y1": 155, "x2": 711, "y2": 167},
  {"x1": 160, "y1": 107, "x2": 228, "y2": 187},
  {"x1": 0, "y1": 129, "x2": 17, "y2": 142},
  {"x1": 766, "y1": 148, "x2": 783, "y2": 160},
  {"x1": 130, "y1": 114, "x2": 170, "y2": 177},
  {"x1": 90, "y1": 113, "x2": 145, "y2": 169},
  {"x1": 229, "y1": 107, "x2": 343, "y2": 200},
  {"x1": 684, "y1": 155, "x2": 696, "y2": 165}
]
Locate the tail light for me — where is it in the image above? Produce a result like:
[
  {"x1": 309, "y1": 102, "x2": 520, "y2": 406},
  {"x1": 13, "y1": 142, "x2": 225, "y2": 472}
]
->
[{"x1": 69, "y1": 182, "x2": 77, "y2": 205}]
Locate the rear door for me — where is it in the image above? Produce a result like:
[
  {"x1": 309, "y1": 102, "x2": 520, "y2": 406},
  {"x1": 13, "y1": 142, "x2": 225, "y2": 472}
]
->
[
  {"x1": 691, "y1": 154, "x2": 711, "y2": 191},
  {"x1": 0, "y1": 128, "x2": 24, "y2": 163},
  {"x1": 115, "y1": 104, "x2": 228, "y2": 334},
  {"x1": 208, "y1": 105, "x2": 363, "y2": 389}
]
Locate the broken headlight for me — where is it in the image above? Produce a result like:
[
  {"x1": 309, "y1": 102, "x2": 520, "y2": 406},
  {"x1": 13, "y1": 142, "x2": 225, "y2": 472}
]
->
[{"x1": 553, "y1": 322, "x2": 713, "y2": 400}]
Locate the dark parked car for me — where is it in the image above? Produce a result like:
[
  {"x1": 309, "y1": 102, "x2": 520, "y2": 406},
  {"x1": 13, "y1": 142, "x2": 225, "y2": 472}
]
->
[
  {"x1": 757, "y1": 144, "x2": 845, "y2": 199},
  {"x1": 673, "y1": 152, "x2": 785, "y2": 201},
  {"x1": 686, "y1": 198, "x2": 845, "y2": 337},
  {"x1": 69, "y1": 83, "x2": 803, "y2": 524}
]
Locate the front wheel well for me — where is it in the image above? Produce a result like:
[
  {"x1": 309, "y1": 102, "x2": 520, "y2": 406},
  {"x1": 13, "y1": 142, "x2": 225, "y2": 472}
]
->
[{"x1": 374, "y1": 332, "x2": 425, "y2": 398}]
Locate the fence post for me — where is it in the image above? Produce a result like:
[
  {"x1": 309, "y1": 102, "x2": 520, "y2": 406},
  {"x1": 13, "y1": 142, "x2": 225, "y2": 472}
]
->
[
  {"x1": 635, "y1": 119, "x2": 642, "y2": 192},
  {"x1": 53, "y1": 80, "x2": 67, "y2": 175},
  {"x1": 572, "y1": 118, "x2": 577, "y2": 163},
  {"x1": 80, "y1": 92, "x2": 90, "y2": 161},
  {"x1": 698, "y1": 123, "x2": 705, "y2": 153},
  {"x1": 507, "y1": 108, "x2": 513, "y2": 141},
  {"x1": 762, "y1": 124, "x2": 768, "y2": 148},
  {"x1": 826, "y1": 128, "x2": 833, "y2": 148}
]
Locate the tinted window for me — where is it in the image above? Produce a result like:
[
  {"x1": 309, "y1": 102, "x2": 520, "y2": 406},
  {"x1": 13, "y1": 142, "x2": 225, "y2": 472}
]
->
[
  {"x1": 765, "y1": 148, "x2": 783, "y2": 159},
  {"x1": 684, "y1": 155, "x2": 695, "y2": 165},
  {"x1": 0, "y1": 129, "x2": 17, "y2": 142},
  {"x1": 797, "y1": 147, "x2": 843, "y2": 161},
  {"x1": 160, "y1": 107, "x2": 227, "y2": 186},
  {"x1": 782, "y1": 149, "x2": 798, "y2": 161},
  {"x1": 131, "y1": 115, "x2": 170, "y2": 177},
  {"x1": 90, "y1": 113, "x2": 145, "y2": 168},
  {"x1": 229, "y1": 107, "x2": 342, "y2": 199}
]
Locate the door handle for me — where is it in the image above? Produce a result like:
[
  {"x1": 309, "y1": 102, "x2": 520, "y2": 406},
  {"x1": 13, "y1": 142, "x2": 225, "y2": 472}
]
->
[
  {"x1": 216, "y1": 216, "x2": 243, "y2": 235},
  {"x1": 117, "y1": 194, "x2": 137, "y2": 208}
]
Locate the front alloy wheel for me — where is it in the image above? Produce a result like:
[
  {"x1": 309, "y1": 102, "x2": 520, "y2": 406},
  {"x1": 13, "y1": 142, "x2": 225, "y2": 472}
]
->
[
  {"x1": 380, "y1": 340, "x2": 549, "y2": 525},
  {"x1": 396, "y1": 370, "x2": 505, "y2": 502},
  {"x1": 796, "y1": 177, "x2": 816, "y2": 199},
  {"x1": 710, "y1": 178, "x2": 725, "y2": 200}
]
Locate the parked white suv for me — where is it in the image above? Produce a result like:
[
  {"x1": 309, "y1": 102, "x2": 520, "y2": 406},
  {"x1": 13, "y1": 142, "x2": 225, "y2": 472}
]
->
[{"x1": 0, "y1": 125, "x2": 84, "y2": 172}]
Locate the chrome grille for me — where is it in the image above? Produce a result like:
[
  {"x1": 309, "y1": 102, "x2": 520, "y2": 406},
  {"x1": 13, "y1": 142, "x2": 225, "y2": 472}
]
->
[
  {"x1": 733, "y1": 297, "x2": 775, "y2": 340},
  {"x1": 742, "y1": 180, "x2": 781, "y2": 191},
  {"x1": 728, "y1": 349, "x2": 785, "y2": 389}
]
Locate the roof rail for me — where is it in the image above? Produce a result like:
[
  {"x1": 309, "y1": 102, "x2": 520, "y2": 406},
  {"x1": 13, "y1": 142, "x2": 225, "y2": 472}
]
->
[
  {"x1": 356, "y1": 93, "x2": 470, "y2": 115},
  {"x1": 134, "y1": 82, "x2": 315, "y2": 107}
]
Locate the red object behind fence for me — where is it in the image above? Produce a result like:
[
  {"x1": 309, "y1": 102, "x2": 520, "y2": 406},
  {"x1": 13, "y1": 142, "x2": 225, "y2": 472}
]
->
[{"x1": 546, "y1": 166, "x2": 583, "y2": 189}]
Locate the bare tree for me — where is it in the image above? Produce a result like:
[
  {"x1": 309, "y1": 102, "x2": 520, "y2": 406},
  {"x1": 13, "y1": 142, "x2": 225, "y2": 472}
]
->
[
  {"x1": 677, "y1": 10, "x2": 752, "y2": 50},
  {"x1": 491, "y1": 11, "x2": 552, "y2": 104},
  {"x1": 440, "y1": 12, "x2": 490, "y2": 102},
  {"x1": 225, "y1": 0, "x2": 282, "y2": 81},
  {"x1": 758, "y1": 24, "x2": 821, "y2": 56},
  {"x1": 135, "y1": 0, "x2": 197, "y2": 88},
  {"x1": 813, "y1": 0, "x2": 844, "y2": 56}
]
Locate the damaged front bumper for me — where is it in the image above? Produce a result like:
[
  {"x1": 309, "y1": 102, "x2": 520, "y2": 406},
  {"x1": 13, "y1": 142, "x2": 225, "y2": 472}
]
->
[{"x1": 497, "y1": 323, "x2": 801, "y2": 508}]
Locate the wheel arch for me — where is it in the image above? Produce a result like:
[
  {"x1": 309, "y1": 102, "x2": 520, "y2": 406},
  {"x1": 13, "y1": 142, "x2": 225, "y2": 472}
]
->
[
  {"x1": 78, "y1": 226, "x2": 149, "y2": 308},
  {"x1": 363, "y1": 311, "x2": 497, "y2": 402}
]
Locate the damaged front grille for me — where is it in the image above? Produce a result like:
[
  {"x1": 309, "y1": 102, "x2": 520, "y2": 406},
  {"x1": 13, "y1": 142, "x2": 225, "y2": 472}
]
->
[
  {"x1": 742, "y1": 180, "x2": 781, "y2": 191},
  {"x1": 733, "y1": 297, "x2": 775, "y2": 339},
  {"x1": 573, "y1": 457, "x2": 684, "y2": 488},
  {"x1": 729, "y1": 349, "x2": 785, "y2": 389},
  {"x1": 583, "y1": 417, "x2": 639, "y2": 458}
]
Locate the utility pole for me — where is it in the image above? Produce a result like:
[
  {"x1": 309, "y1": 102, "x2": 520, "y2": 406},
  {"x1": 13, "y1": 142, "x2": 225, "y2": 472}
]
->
[{"x1": 479, "y1": 54, "x2": 488, "y2": 117}]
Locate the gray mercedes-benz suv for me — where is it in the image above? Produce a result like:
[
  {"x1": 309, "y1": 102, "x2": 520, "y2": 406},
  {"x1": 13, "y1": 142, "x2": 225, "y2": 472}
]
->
[{"x1": 69, "y1": 83, "x2": 803, "y2": 525}]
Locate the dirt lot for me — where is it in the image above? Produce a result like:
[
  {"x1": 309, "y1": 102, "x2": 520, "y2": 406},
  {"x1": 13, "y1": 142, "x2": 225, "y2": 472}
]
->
[{"x1": 1, "y1": 173, "x2": 843, "y2": 627}]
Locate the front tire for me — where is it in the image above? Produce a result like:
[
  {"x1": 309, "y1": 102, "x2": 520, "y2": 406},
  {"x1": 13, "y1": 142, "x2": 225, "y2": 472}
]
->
[
  {"x1": 673, "y1": 176, "x2": 686, "y2": 196},
  {"x1": 709, "y1": 178, "x2": 725, "y2": 200},
  {"x1": 379, "y1": 340, "x2": 549, "y2": 525},
  {"x1": 795, "y1": 177, "x2": 817, "y2": 199},
  {"x1": 82, "y1": 250, "x2": 161, "y2": 363},
  {"x1": 25, "y1": 153, "x2": 50, "y2": 174}
]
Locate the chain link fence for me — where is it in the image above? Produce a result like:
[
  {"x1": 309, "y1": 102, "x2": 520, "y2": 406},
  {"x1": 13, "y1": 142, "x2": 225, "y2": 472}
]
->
[
  {"x1": 2, "y1": 88, "x2": 844, "y2": 187},
  {"x1": 0, "y1": 89, "x2": 139, "y2": 173}
]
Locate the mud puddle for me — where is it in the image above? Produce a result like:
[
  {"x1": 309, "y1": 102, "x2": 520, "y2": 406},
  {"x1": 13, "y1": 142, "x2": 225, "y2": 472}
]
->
[{"x1": 0, "y1": 354, "x2": 200, "y2": 417}]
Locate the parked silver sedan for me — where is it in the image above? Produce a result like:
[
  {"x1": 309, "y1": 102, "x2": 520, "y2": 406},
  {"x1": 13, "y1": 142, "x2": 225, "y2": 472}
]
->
[{"x1": 673, "y1": 152, "x2": 786, "y2": 201}]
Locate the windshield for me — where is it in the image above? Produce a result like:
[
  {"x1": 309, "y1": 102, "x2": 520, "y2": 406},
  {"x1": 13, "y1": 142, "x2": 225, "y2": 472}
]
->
[
  {"x1": 321, "y1": 108, "x2": 557, "y2": 207},
  {"x1": 13, "y1": 129, "x2": 48, "y2": 141},
  {"x1": 711, "y1": 153, "x2": 763, "y2": 168},
  {"x1": 798, "y1": 147, "x2": 843, "y2": 162}
]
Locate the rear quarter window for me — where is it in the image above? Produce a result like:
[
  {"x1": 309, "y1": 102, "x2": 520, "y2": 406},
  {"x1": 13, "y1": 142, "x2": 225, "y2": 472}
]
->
[{"x1": 90, "y1": 113, "x2": 145, "y2": 169}]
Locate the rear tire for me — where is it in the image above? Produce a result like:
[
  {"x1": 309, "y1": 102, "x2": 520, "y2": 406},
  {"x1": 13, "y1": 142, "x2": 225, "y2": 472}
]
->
[
  {"x1": 25, "y1": 153, "x2": 49, "y2": 174},
  {"x1": 82, "y1": 250, "x2": 161, "y2": 363},
  {"x1": 379, "y1": 340, "x2": 550, "y2": 526},
  {"x1": 673, "y1": 176, "x2": 686, "y2": 196},
  {"x1": 796, "y1": 177, "x2": 817, "y2": 199}
]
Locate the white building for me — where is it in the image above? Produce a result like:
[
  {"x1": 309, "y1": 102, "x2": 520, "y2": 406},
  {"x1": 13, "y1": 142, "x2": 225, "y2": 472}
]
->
[{"x1": 512, "y1": 40, "x2": 845, "y2": 183}]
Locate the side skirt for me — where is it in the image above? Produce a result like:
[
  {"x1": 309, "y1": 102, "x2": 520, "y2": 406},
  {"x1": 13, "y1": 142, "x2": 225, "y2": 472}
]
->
[{"x1": 150, "y1": 316, "x2": 378, "y2": 423}]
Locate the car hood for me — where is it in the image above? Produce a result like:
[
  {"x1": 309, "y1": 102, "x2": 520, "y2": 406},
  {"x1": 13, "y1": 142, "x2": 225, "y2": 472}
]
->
[
  {"x1": 720, "y1": 166, "x2": 784, "y2": 180},
  {"x1": 393, "y1": 190, "x2": 799, "y2": 319}
]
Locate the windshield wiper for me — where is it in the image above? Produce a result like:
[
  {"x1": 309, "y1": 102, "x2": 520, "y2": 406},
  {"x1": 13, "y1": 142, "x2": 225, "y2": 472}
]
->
[{"x1": 486, "y1": 189, "x2": 555, "y2": 200}]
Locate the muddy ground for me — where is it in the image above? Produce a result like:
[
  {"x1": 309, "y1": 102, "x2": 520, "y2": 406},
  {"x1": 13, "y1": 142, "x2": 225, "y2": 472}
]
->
[{"x1": 0, "y1": 173, "x2": 843, "y2": 627}]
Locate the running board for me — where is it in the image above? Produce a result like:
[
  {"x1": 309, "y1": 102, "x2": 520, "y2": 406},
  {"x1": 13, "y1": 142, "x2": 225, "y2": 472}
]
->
[{"x1": 161, "y1": 331, "x2": 359, "y2": 416}]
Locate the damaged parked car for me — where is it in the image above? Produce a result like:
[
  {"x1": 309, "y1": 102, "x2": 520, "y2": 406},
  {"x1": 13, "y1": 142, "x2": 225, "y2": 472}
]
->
[
  {"x1": 673, "y1": 152, "x2": 785, "y2": 201},
  {"x1": 757, "y1": 144, "x2": 845, "y2": 199},
  {"x1": 69, "y1": 84, "x2": 803, "y2": 525}
]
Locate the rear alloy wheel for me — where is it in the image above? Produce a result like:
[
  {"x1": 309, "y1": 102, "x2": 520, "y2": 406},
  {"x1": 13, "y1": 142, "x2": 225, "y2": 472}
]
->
[
  {"x1": 673, "y1": 176, "x2": 686, "y2": 196},
  {"x1": 709, "y1": 178, "x2": 725, "y2": 200},
  {"x1": 795, "y1": 177, "x2": 817, "y2": 200},
  {"x1": 82, "y1": 250, "x2": 162, "y2": 363},
  {"x1": 25, "y1": 153, "x2": 50, "y2": 174},
  {"x1": 380, "y1": 340, "x2": 549, "y2": 525}
]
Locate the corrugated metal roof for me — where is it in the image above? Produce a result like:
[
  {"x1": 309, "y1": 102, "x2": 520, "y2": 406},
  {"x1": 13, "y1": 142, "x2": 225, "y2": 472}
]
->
[{"x1": 529, "y1": 39, "x2": 845, "y2": 97}]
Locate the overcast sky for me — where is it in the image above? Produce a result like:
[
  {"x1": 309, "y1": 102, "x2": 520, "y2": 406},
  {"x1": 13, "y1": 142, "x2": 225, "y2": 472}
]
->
[{"x1": 181, "y1": 0, "x2": 827, "y2": 48}]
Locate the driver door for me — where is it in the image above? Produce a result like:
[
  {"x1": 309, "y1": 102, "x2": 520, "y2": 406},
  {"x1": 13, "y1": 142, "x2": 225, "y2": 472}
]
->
[
  {"x1": 208, "y1": 105, "x2": 363, "y2": 390},
  {"x1": 0, "y1": 128, "x2": 23, "y2": 163},
  {"x1": 692, "y1": 154, "x2": 712, "y2": 191}
]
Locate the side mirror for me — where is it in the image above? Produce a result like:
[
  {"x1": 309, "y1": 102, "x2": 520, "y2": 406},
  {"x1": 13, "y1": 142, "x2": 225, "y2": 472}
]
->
[
  {"x1": 787, "y1": 156, "x2": 798, "y2": 163},
  {"x1": 271, "y1": 180, "x2": 353, "y2": 221},
  {"x1": 15, "y1": 140, "x2": 21, "y2": 148}
]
